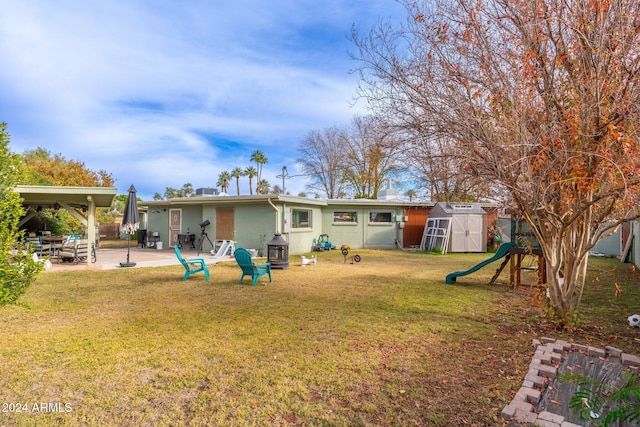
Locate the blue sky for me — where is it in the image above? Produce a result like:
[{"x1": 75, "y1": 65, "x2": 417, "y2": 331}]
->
[{"x1": 0, "y1": 1, "x2": 405, "y2": 200}]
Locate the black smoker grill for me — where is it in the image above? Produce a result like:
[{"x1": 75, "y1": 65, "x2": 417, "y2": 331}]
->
[
  {"x1": 137, "y1": 229, "x2": 147, "y2": 248},
  {"x1": 267, "y1": 233, "x2": 289, "y2": 269}
]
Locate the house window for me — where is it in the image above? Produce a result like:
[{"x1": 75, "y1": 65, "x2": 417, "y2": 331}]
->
[
  {"x1": 333, "y1": 211, "x2": 357, "y2": 223},
  {"x1": 292, "y1": 209, "x2": 311, "y2": 228},
  {"x1": 369, "y1": 212, "x2": 393, "y2": 223}
]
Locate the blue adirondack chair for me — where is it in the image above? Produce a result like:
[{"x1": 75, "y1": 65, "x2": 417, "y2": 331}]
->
[
  {"x1": 234, "y1": 248, "x2": 271, "y2": 286},
  {"x1": 174, "y1": 245, "x2": 209, "y2": 281}
]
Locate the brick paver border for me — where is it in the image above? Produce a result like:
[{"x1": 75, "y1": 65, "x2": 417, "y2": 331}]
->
[{"x1": 501, "y1": 337, "x2": 640, "y2": 426}]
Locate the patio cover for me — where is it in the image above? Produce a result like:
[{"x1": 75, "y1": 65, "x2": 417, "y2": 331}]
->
[{"x1": 14, "y1": 185, "x2": 118, "y2": 266}]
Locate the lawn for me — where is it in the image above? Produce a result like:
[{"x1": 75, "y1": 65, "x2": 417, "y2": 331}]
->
[{"x1": 1, "y1": 249, "x2": 638, "y2": 426}]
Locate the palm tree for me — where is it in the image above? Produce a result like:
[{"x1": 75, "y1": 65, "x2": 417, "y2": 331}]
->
[
  {"x1": 231, "y1": 167, "x2": 245, "y2": 196},
  {"x1": 250, "y1": 150, "x2": 268, "y2": 182},
  {"x1": 216, "y1": 171, "x2": 232, "y2": 194},
  {"x1": 256, "y1": 179, "x2": 270, "y2": 195},
  {"x1": 405, "y1": 189, "x2": 416, "y2": 202},
  {"x1": 244, "y1": 166, "x2": 257, "y2": 195}
]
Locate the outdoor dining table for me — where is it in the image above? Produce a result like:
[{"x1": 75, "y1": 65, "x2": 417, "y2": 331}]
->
[{"x1": 41, "y1": 236, "x2": 65, "y2": 257}]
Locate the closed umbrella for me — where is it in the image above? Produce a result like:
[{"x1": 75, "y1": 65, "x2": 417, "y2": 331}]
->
[{"x1": 120, "y1": 184, "x2": 139, "y2": 267}]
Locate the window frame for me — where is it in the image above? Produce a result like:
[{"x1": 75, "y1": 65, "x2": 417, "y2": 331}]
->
[
  {"x1": 368, "y1": 211, "x2": 393, "y2": 224},
  {"x1": 291, "y1": 208, "x2": 312, "y2": 229},
  {"x1": 333, "y1": 211, "x2": 358, "y2": 224}
]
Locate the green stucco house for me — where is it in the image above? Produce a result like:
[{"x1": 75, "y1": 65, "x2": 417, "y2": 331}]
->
[{"x1": 141, "y1": 194, "x2": 434, "y2": 256}]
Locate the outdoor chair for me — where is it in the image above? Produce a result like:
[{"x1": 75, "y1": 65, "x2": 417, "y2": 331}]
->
[
  {"x1": 174, "y1": 245, "x2": 209, "y2": 281},
  {"x1": 234, "y1": 247, "x2": 271, "y2": 286},
  {"x1": 62, "y1": 234, "x2": 82, "y2": 248},
  {"x1": 59, "y1": 239, "x2": 96, "y2": 264},
  {"x1": 25, "y1": 236, "x2": 50, "y2": 257}
]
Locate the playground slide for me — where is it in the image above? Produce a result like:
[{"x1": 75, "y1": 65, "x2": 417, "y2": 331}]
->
[
  {"x1": 210, "y1": 240, "x2": 235, "y2": 259},
  {"x1": 445, "y1": 242, "x2": 512, "y2": 284}
]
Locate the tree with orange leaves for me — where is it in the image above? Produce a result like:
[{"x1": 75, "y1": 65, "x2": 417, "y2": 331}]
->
[
  {"x1": 352, "y1": 0, "x2": 640, "y2": 326},
  {"x1": 22, "y1": 147, "x2": 114, "y2": 187}
]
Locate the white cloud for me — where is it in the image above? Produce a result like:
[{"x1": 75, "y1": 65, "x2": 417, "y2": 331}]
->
[{"x1": 0, "y1": 0, "x2": 404, "y2": 199}]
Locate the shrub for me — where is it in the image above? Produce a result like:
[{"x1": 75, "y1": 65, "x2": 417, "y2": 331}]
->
[
  {"x1": 0, "y1": 123, "x2": 43, "y2": 305},
  {"x1": 561, "y1": 371, "x2": 640, "y2": 425}
]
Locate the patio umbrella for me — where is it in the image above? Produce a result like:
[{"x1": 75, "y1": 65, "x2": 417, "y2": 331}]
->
[{"x1": 120, "y1": 184, "x2": 139, "y2": 267}]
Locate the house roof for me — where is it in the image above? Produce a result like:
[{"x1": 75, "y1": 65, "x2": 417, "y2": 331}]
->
[
  {"x1": 140, "y1": 194, "x2": 437, "y2": 208},
  {"x1": 324, "y1": 198, "x2": 436, "y2": 208},
  {"x1": 141, "y1": 194, "x2": 322, "y2": 207},
  {"x1": 15, "y1": 185, "x2": 118, "y2": 208}
]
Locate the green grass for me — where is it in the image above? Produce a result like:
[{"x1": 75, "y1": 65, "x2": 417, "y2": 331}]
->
[{"x1": 0, "y1": 250, "x2": 638, "y2": 426}]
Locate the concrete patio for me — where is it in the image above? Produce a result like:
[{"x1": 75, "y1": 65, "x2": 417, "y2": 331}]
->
[{"x1": 43, "y1": 246, "x2": 235, "y2": 272}]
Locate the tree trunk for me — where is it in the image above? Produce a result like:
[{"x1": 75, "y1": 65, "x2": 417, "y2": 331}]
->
[{"x1": 529, "y1": 207, "x2": 594, "y2": 326}]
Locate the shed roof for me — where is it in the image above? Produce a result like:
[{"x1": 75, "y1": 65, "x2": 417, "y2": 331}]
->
[{"x1": 431, "y1": 202, "x2": 487, "y2": 215}]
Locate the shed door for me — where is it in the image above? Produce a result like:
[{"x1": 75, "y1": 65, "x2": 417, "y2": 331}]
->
[
  {"x1": 216, "y1": 208, "x2": 234, "y2": 240},
  {"x1": 450, "y1": 214, "x2": 484, "y2": 252},
  {"x1": 169, "y1": 209, "x2": 182, "y2": 247},
  {"x1": 450, "y1": 215, "x2": 468, "y2": 252},
  {"x1": 467, "y1": 215, "x2": 484, "y2": 252}
]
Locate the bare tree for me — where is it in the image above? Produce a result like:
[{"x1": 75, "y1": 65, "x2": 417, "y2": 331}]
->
[
  {"x1": 342, "y1": 115, "x2": 403, "y2": 199},
  {"x1": 296, "y1": 126, "x2": 348, "y2": 198},
  {"x1": 352, "y1": 0, "x2": 640, "y2": 326},
  {"x1": 401, "y1": 130, "x2": 500, "y2": 201}
]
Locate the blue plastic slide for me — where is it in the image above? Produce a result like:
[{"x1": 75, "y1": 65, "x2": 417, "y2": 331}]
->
[{"x1": 445, "y1": 242, "x2": 512, "y2": 284}]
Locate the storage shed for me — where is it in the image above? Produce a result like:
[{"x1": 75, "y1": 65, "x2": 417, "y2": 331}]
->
[{"x1": 424, "y1": 202, "x2": 487, "y2": 253}]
